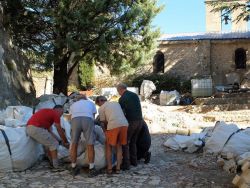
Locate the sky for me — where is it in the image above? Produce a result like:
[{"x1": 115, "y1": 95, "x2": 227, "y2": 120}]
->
[{"x1": 152, "y1": 0, "x2": 206, "y2": 34}]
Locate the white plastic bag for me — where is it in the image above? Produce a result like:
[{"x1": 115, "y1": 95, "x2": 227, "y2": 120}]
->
[
  {"x1": 4, "y1": 106, "x2": 33, "y2": 127},
  {"x1": 0, "y1": 125, "x2": 43, "y2": 172},
  {"x1": 164, "y1": 133, "x2": 206, "y2": 153},
  {"x1": 140, "y1": 80, "x2": 156, "y2": 99},
  {"x1": 160, "y1": 90, "x2": 180, "y2": 106},
  {"x1": 204, "y1": 121, "x2": 239, "y2": 154},
  {"x1": 77, "y1": 143, "x2": 106, "y2": 170},
  {"x1": 222, "y1": 130, "x2": 250, "y2": 157}
]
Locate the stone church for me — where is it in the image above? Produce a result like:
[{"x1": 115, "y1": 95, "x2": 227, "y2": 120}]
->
[{"x1": 154, "y1": 0, "x2": 250, "y2": 87}]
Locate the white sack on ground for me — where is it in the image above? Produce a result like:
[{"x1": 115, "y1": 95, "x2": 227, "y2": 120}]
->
[
  {"x1": 77, "y1": 143, "x2": 106, "y2": 170},
  {"x1": 95, "y1": 125, "x2": 105, "y2": 144},
  {"x1": 4, "y1": 106, "x2": 33, "y2": 127},
  {"x1": 222, "y1": 129, "x2": 250, "y2": 157},
  {"x1": 35, "y1": 94, "x2": 68, "y2": 111},
  {"x1": 237, "y1": 152, "x2": 250, "y2": 166},
  {"x1": 160, "y1": 90, "x2": 180, "y2": 106},
  {"x1": 164, "y1": 132, "x2": 206, "y2": 153},
  {"x1": 140, "y1": 80, "x2": 156, "y2": 100},
  {"x1": 0, "y1": 125, "x2": 43, "y2": 172},
  {"x1": 204, "y1": 121, "x2": 239, "y2": 154},
  {"x1": 51, "y1": 116, "x2": 71, "y2": 141}
]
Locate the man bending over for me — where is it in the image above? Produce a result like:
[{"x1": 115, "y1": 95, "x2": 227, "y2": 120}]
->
[
  {"x1": 95, "y1": 96, "x2": 128, "y2": 174},
  {"x1": 26, "y1": 105, "x2": 69, "y2": 170}
]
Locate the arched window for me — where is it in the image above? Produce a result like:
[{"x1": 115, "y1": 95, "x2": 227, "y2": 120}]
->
[
  {"x1": 235, "y1": 48, "x2": 246, "y2": 69},
  {"x1": 153, "y1": 51, "x2": 164, "y2": 73}
]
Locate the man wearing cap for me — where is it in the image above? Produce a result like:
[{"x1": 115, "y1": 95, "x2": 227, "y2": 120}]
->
[{"x1": 26, "y1": 105, "x2": 69, "y2": 170}]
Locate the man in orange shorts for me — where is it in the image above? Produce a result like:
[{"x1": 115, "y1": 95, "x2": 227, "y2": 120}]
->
[{"x1": 95, "y1": 96, "x2": 128, "y2": 174}]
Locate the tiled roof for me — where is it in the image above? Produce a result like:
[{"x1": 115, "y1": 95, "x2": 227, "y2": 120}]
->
[{"x1": 159, "y1": 31, "x2": 250, "y2": 41}]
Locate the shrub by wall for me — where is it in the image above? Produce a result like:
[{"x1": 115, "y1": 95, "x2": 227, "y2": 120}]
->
[{"x1": 131, "y1": 74, "x2": 191, "y2": 94}]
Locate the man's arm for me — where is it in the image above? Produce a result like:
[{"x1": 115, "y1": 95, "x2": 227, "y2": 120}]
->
[
  {"x1": 48, "y1": 127, "x2": 60, "y2": 141},
  {"x1": 98, "y1": 108, "x2": 107, "y2": 131},
  {"x1": 54, "y1": 123, "x2": 69, "y2": 149}
]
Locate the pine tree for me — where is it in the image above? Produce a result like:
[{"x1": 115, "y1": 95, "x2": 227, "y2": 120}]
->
[
  {"x1": 206, "y1": 0, "x2": 250, "y2": 22},
  {"x1": 2, "y1": 0, "x2": 162, "y2": 95}
]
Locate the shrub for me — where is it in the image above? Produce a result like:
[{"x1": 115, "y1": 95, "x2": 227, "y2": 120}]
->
[
  {"x1": 68, "y1": 84, "x2": 79, "y2": 93},
  {"x1": 78, "y1": 61, "x2": 94, "y2": 90},
  {"x1": 131, "y1": 74, "x2": 191, "y2": 94}
]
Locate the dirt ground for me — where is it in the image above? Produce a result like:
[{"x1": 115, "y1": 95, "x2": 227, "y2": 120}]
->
[
  {"x1": 0, "y1": 133, "x2": 236, "y2": 188},
  {"x1": 1, "y1": 104, "x2": 248, "y2": 188}
]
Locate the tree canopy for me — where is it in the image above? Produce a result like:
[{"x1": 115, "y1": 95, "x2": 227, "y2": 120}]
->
[
  {"x1": 2, "y1": 0, "x2": 162, "y2": 94},
  {"x1": 206, "y1": 0, "x2": 250, "y2": 22}
]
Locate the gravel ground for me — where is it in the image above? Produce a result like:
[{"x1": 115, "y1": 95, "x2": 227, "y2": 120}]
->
[{"x1": 0, "y1": 134, "x2": 236, "y2": 188}]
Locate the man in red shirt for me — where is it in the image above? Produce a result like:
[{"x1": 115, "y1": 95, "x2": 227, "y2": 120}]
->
[{"x1": 26, "y1": 105, "x2": 69, "y2": 169}]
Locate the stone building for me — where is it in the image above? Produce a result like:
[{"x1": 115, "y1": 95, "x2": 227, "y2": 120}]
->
[{"x1": 154, "y1": 0, "x2": 250, "y2": 87}]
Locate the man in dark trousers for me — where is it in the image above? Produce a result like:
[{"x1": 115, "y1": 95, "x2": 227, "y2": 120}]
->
[
  {"x1": 137, "y1": 121, "x2": 151, "y2": 164},
  {"x1": 117, "y1": 83, "x2": 143, "y2": 169}
]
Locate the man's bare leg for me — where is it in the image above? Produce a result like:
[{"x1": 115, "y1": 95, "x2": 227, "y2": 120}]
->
[
  {"x1": 116, "y1": 144, "x2": 122, "y2": 172},
  {"x1": 87, "y1": 145, "x2": 95, "y2": 165},
  {"x1": 106, "y1": 142, "x2": 112, "y2": 172},
  {"x1": 49, "y1": 149, "x2": 59, "y2": 168},
  {"x1": 87, "y1": 145, "x2": 98, "y2": 177},
  {"x1": 70, "y1": 143, "x2": 78, "y2": 168}
]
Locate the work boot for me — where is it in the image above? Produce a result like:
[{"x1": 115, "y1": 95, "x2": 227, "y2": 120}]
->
[
  {"x1": 130, "y1": 161, "x2": 138, "y2": 167},
  {"x1": 71, "y1": 166, "x2": 81, "y2": 177},
  {"x1": 144, "y1": 152, "x2": 151, "y2": 164},
  {"x1": 121, "y1": 162, "x2": 130, "y2": 171},
  {"x1": 88, "y1": 167, "x2": 99, "y2": 178}
]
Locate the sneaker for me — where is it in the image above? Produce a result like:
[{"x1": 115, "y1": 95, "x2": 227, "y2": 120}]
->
[
  {"x1": 144, "y1": 152, "x2": 151, "y2": 164},
  {"x1": 88, "y1": 167, "x2": 99, "y2": 178},
  {"x1": 51, "y1": 166, "x2": 65, "y2": 172},
  {"x1": 71, "y1": 167, "x2": 81, "y2": 177}
]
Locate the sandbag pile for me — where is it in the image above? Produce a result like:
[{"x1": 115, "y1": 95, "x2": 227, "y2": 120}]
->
[
  {"x1": 35, "y1": 93, "x2": 68, "y2": 111},
  {"x1": 0, "y1": 106, "x2": 33, "y2": 127},
  {"x1": 0, "y1": 93, "x2": 107, "y2": 172},
  {"x1": 0, "y1": 125, "x2": 43, "y2": 172},
  {"x1": 164, "y1": 121, "x2": 250, "y2": 187}
]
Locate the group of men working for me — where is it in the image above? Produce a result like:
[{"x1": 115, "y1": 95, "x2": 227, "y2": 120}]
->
[{"x1": 26, "y1": 83, "x2": 151, "y2": 177}]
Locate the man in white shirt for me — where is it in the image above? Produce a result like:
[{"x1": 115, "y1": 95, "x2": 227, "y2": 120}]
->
[
  {"x1": 69, "y1": 95, "x2": 98, "y2": 177},
  {"x1": 95, "y1": 96, "x2": 128, "y2": 174}
]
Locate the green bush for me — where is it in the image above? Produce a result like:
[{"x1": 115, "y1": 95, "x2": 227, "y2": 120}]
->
[
  {"x1": 78, "y1": 61, "x2": 94, "y2": 90},
  {"x1": 131, "y1": 74, "x2": 191, "y2": 94},
  {"x1": 68, "y1": 84, "x2": 79, "y2": 93}
]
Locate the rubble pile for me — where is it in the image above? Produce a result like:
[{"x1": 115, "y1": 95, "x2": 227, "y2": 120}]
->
[{"x1": 142, "y1": 101, "x2": 205, "y2": 134}]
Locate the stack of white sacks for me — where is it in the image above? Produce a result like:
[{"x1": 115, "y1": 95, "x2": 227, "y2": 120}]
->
[
  {"x1": 164, "y1": 121, "x2": 250, "y2": 173},
  {"x1": 0, "y1": 94, "x2": 106, "y2": 172}
]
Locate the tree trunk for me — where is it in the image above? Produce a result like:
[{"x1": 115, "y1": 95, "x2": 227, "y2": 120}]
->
[{"x1": 53, "y1": 55, "x2": 69, "y2": 95}]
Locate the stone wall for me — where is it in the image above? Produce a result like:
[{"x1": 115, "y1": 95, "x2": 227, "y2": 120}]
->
[
  {"x1": 156, "y1": 39, "x2": 250, "y2": 86},
  {"x1": 211, "y1": 40, "x2": 250, "y2": 85},
  {"x1": 0, "y1": 5, "x2": 35, "y2": 109},
  {"x1": 158, "y1": 40, "x2": 211, "y2": 80}
]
